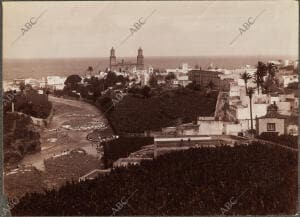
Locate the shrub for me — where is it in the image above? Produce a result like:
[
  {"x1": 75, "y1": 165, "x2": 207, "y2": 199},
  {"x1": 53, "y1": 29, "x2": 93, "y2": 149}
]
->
[{"x1": 257, "y1": 133, "x2": 298, "y2": 149}]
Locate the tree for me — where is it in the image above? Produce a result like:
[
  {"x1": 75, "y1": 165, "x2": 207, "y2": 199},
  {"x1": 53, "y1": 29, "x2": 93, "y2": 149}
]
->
[
  {"x1": 165, "y1": 72, "x2": 176, "y2": 81},
  {"x1": 266, "y1": 63, "x2": 277, "y2": 79},
  {"x1": 64, "y1": 74, "x2": 82, "y2": 90},
  {"x1": 240, "y1": 71, "x2": 252, "y2": 93},
  {"x1": 263, "y1": 76, "x2": 274, "y2": 95},
  {"x1": 253, "y1": 62, "x2": 267, "y2": 94},
  {"x1": 141, "y1": 85, "x2": 151, "y2": 98},
  {"x1": 261, "y1": 63, "x2": 279, "y2": 94},
  {"x1": 25, "y1": 84, "x2": 33, "y2": 91},
  {"x1": 148, "y1": 75, "x2": 158, "y2": 87},
  {"x1": 116, "y1": 75, "x2": 127, "y2": 85},
  {"x1": 247, "y1": 87, "x2": 255, "y2": 134},
  {"x1": 105, "y1": 71, "x2": 118, "y2": 87}
]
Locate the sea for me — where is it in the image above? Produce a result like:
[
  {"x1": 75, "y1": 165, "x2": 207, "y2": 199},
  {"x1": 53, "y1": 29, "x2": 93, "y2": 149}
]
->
[{"x1": 3, "y1": 55, "x2": 296, "y2": 81}]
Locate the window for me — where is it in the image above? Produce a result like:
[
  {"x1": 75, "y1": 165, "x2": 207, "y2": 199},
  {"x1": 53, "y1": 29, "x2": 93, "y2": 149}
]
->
[
  {"x1": 289, "y1": 128, "x2": 296, "y2": 135},
  {"x1": 267, "y1": 123, "x2": 276, "y2": 131}
]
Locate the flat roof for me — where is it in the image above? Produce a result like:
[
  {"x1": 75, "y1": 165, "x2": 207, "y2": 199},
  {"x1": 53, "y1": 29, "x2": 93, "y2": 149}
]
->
[{"x1": 154, "y1": 136, "x2": 211, "y2": 142}]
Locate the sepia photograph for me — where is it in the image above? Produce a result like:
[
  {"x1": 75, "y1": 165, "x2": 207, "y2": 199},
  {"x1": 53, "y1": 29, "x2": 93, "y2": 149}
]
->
[{"x1": 1, "y1": 0, "x2": 299, "y2": 216}]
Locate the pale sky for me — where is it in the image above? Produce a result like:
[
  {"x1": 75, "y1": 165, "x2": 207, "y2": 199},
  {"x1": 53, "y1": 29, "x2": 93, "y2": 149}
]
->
[{"x1": 3, "y1": 1, "x2": 299, "y2": 59}]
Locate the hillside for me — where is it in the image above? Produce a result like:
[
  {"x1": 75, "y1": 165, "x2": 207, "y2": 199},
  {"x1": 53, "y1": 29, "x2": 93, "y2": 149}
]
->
[
  {"x1": 12, "y1": 143, "x2": 297, "y2": 215},
  {"x1": 4, "y1": 112, "x2": 41, "y2": 164}
]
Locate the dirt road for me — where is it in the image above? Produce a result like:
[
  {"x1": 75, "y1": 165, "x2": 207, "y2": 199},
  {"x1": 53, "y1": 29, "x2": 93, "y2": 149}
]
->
[{"x1": 20, "y1": 96, "x2": 113, "y2": 170}]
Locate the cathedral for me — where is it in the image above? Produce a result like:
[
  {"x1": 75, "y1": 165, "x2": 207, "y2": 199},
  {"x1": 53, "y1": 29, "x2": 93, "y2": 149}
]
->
[{"x1": 109, "y1": 47, "x2": 144, "y2": 72}]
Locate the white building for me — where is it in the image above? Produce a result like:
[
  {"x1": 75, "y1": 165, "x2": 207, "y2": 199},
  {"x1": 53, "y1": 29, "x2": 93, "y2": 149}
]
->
[
  {"x1": 138, "y1": 66, "x2": 154, "y2": 86},
  {"x1": 198, "y1": 117, "x2": 224, "y2": 135},
  {"x1": 166, "y1": 63, "x2": 191, "y2": 75},
  {"x1": 25, "y1": 78, "x2": 41, "y2": 89},
  {"x1": 3, "y1": 80, "x2": 18, "y2": 91},
  {"x1": 39, "y1": 77, "x2": 47, "y2": 88},
  {"x1": 95, "y1": 71, "x2": 107, "y2": 79},
  {"x1": 140, "y1": 71, "x2": 150, "y2": 86},
  {"x1": 281, "y1": 74, "x2": 298, "y2": 87},
  {"x1": 47, "y1": 76, "x2": 66, "y2": 90},
  {"x1": 257, "y1": 103, "x2": 286, "y2": 136},
  {"x1": 293, "y1": 60, "x2": 298, "y2": 70},
  {"x1": 172, "y1": 75, "x2": 192, "y2": 87},
  {"x1": 287, "y1": 124, "x2": 298, "y2": 136},
  {"x1": 229, "y1": 82, "x2": 240, "y2": 97},
  {"x1": 235, "y1": 104, "x2": 268, "y2": 120}
]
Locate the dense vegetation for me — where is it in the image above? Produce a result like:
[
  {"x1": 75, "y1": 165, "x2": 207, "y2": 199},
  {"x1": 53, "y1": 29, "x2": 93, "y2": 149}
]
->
[
  {"x1": 4, "y1": 112, "x2": 41, "y2": 163},
  {"x1": 60, "y1": 72, "x2": 128, "y2": 101},
  {"x1": 3, "y1": 88, "x2": 50, "y2": 164},
  {"x1": 59, "y1": 72, "x2": 217, "y2": 134},
  {"x1": 257, "y1": 132, "x2": 298, "y2": 149},
  {"x1": 103, "y1": 137, "x2": 154, "y2": 167},
  {"x1": 4, "y1": 89, "x2": 52, "y2": 119},
  {"x1": 100, "y1": 90, "x2": 218, "y2": 133},
  {"x1": 12, "y1": 143, "x2": 297, "y2": 215}
]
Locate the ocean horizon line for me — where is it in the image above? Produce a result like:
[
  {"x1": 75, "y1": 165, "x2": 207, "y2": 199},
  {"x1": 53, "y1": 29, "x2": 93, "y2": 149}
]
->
[{"x1": 3, "y1": 54, "x2": 298, "y2": 61}]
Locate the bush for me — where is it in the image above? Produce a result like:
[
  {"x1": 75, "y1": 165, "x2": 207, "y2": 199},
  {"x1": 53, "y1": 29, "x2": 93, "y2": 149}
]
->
[
  {"x1": 106, "y1": 91, "x2": 218, "y2": 133},
  {"x1": 6, "y1": 91, "x2": 52, "y2": 119},
  {"x1": 4, "y1": 112, "x2": 41, "y2": 163},
  {"x1": 257, "y1": 133, "x2": 298, "y2": 149}
]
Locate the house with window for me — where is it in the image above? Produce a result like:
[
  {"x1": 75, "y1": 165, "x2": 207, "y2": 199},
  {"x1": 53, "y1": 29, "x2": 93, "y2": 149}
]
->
[
  {"x1": 281, "y1": 74, "x2": 298, "y2": 88},
  {"x1": 257, "y1": 103, "x2": 286, "y2": 135},
  {"x1": 286, "y1": 115, "x2": 298, "y2": 136}
]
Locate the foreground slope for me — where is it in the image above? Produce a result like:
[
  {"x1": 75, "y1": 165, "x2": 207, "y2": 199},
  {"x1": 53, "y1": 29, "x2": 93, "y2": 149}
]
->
[{"x1": 12, "y1": 143, "x2": 297, "y2": 216}]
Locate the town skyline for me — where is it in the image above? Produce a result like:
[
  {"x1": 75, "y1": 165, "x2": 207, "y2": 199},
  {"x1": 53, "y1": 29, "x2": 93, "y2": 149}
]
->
[{"x1": 3, "y1": 1, "x2": 298, "y2": 59}]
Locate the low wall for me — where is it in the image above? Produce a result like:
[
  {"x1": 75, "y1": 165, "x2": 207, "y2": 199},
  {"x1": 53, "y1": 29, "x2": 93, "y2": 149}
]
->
[
  {"x1": 31, "y1": 106, "x2": 54, "y2": 128},
  {"x1": 198, "y1": 120, "x2": 224, "y2": 135}
]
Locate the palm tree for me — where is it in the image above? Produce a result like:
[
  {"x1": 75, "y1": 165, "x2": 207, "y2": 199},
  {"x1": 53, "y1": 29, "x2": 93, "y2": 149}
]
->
[
  {"x1": 254, "y1": 61, "x2": 267, "y2": 94},
  {"x1": 266, "y1": 62, "x2": 277, "y2": 79},
  {"x1": 247, "y1": 87, "x2": 255, "y2": 134},
  {"x1": 263, "y1": 76, "x2": 275, "y2": 95},
  {"x1": 240, "y1": 71, "x2": 252, "y2": 93}
]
